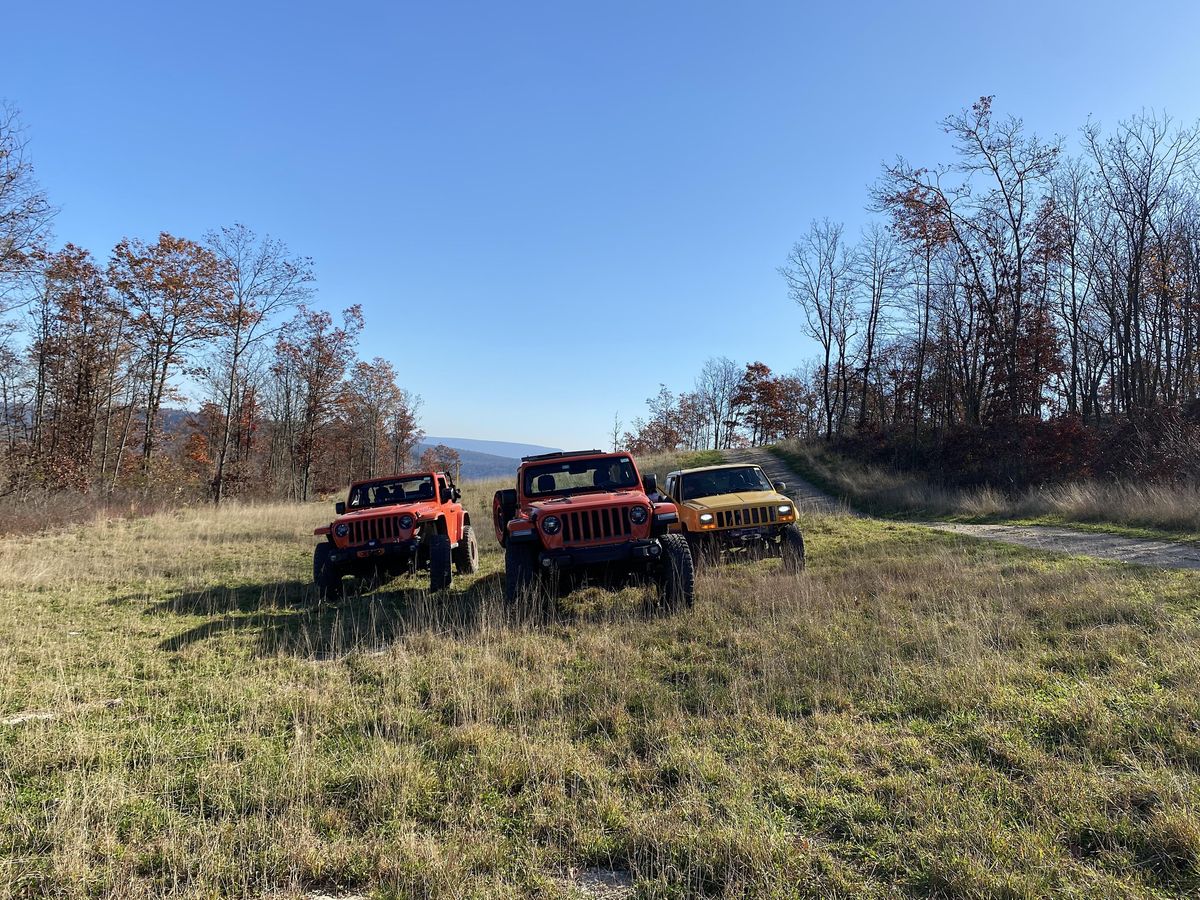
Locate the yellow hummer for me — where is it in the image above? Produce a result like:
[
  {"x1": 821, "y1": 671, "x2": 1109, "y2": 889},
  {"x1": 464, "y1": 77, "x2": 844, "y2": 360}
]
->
[{"x1": 662, "y1": 462, "x2": 805, "y2": 569}]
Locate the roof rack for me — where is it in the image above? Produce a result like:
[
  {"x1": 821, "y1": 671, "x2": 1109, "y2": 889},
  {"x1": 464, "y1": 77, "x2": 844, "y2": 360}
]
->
[{"x1": 520, "y1": 449, "x2": 606, "y2": 463}]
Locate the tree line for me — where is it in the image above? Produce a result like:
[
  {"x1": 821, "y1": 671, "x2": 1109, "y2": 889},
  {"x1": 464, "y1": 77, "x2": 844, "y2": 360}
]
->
[
  {"x1": 624, "y1": 99, "x2": 1200, "y2": 486},
  {"x1": 0, "y1": 104, "x2": 423, "y2": 501}
]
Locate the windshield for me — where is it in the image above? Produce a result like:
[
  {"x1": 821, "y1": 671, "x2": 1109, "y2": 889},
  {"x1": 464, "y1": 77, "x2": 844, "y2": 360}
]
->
[
  {"x1": 348, "y1": 475, "x2": 435, "y2": 509},
  {"x1": 523, "y1": 456, "x2": 640, "y2": 497},
  {"x1": 681, "y1": 466, "x2": 773, "y2": 501}
]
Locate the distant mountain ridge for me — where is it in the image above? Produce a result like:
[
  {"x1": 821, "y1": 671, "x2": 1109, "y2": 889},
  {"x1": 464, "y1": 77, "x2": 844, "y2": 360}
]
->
[
  {"x1": 421, "y1": 437, "x2": 561, "y2": 460},
  {"x1": 417, "y1": 437, "x2": 564, "y2": 480}
]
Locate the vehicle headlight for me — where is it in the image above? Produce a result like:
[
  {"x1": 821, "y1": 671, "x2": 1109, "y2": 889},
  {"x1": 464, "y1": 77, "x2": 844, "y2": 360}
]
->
[
  {"x1": 778, "y1": 504, "x2": 792, "y2": 515},
  {"x1": 335, "y1": 523, "x2": 349, "y2": 537},
  {"x1": 541, "y1": 515, "x2": 561, "y2": 535},
  {"x1": 699, "y1": 513, "x2": 714, "y2": 524},
  {"x1": 629, "y1": 506, "x2": 648, "y2": 524},
  {"x1": 398, "y1": 514, "x2": 415, "y2": 530}
]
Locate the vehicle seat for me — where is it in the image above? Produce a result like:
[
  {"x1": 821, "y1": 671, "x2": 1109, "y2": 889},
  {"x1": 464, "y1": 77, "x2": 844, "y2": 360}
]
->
[{"x1": 537, "y1": 474, "x2": 556, "y2": 492}]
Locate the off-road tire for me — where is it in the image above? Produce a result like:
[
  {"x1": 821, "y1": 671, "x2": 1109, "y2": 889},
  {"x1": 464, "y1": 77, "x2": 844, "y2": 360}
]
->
[
  {"x1": 313, "y1": 542, "x2": 343, "y2": 601},
  {"x1": 781, "y1": 524, "x2": 806, "y2": 572},
  {"x1": 504, "y1": 540, "x2": 541, "y2": 610},
  {"x1": 428, "y1": 534, "x2": 453, "y2": 591},
  {"x1": 656, "y1": 533, "x2": 695, "y2": 611},
  {"x1": 454, "y1": 525, "x2": 479, "y2": 574}
]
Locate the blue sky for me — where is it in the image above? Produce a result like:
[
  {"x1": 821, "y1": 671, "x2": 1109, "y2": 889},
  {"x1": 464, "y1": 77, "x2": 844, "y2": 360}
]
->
[{"x1": 4, "y1": 1, "x2": 1199, "y2": 449}]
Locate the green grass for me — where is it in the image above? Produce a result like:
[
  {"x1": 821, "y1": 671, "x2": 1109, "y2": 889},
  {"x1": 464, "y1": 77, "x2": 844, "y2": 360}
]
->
[
  {"x1": 771, "y1": 441, "x2": 1200, "y2": 545},
  {"x1": 2, "y1": 491, "x2": 1200, "y2": 897}
]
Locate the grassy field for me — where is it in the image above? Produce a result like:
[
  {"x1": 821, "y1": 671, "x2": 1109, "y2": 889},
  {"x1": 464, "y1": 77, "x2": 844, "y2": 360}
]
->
[
  {"x1": 772, "y1": 440, "x2": 1200, "y2": 544},
  {"x1": 3, "y1": 470, "x2": 1200, "y2": 897}
]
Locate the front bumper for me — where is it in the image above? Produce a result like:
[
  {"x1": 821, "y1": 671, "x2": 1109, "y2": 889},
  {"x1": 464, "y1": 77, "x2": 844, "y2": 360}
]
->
[
  {"x1": 328, "y1": 538, "x2": 419, "y2": 566},
  {"x1": 693, "y1": 524, "x2": 789, "y2": 545},
  {"x1": 538, "y1": 538, "x2": 663, "y2": 568}
]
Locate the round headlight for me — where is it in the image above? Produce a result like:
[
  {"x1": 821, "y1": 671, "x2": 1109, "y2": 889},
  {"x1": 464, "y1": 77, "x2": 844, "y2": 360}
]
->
[
  {"x1": 699, "y1": 513, "x2": 714, "y2": 524},
  {"x1": 541, "y1": 515, "x2": 561, "y2": 535},
  {"x1": 335, "y1": 523, "x2": 349, "y2": 537},
  {"x1": 629, "y1": 505, "x2": 649, "y2": 524},
  {"x1": 398, "y1": 514, "x2": 415, "y2": 530},
  {"x1": 778, "y1": 504, "x2": 792, "y2": 515}
]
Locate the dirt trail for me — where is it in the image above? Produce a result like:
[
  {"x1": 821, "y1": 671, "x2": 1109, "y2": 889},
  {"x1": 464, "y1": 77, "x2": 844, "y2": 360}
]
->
[
  {"x1": 722, "y1": 448, "x2": 845, "y2": 515},
  {"x1": 729, "y1": 448, "x2": 1200, "y2": 572}
]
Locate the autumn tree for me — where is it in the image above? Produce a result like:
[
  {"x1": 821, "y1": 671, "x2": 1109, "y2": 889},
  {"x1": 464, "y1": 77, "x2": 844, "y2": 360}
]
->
[
  {"x1": 419, "y1": 443, "x2": 461, "y2": 476},
  {"x1": 877, "y1": 97, "x2": 1062, "y2": 422},
  {"x1": 271, "y1": 304, "x2": 363, "y2": 500},
  {"x1": 337, "y1": 357, "x2": 423, "y2": 481},
  {"x1": 25, "y1": 245, "x2": 121, "y2": 487},
  {"x1": 108, "y1": 233, "x2": 224, "y2": 471}
]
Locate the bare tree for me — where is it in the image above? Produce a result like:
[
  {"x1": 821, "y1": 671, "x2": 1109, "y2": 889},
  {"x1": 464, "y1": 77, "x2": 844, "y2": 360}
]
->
[
  {"x1": 694, "y1": 356, "x2": 742, "y2": 449},
  {"x1": 204, "y1": 224, "x2": 313, "y2": 502},
  {"x1": 0, "y1": 104, "x2": 54, "y2": 306},
  {"x1": 852, "y1": 223, "x2": 904, "y2": 428},
  {"x1": 780, "y1": 219, "x2": 856, "y2": 438}
]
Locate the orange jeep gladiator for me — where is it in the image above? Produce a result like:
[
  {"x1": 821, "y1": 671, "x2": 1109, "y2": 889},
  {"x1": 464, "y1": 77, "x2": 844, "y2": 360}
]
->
[
  {"x1": 493, "y1": 450, "x2": 694, "y2": 611},
  {"x1": 313, "y1": 470, "x2": 478, "y2": 598}
]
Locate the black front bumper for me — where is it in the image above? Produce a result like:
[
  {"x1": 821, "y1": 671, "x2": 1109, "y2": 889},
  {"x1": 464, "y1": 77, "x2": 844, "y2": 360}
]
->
[
  {"x1": 697, "y1": 525, "x2": 786, "y2": 545},
  {"x1": 538, "y1": 538, "x2": 662, "y2": 568},
  {"x1": 328, "y1": 538, "x2": 419, "y2": 566}
]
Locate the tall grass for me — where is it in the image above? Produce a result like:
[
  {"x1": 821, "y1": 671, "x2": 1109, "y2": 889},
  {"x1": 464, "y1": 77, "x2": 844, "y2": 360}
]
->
[
  {"x1": 2, "y1": 488, "x2": 1200, "y2": 896},
  {"x1": 774, "y1": 440, "x2": 1200, "y2": 537}
]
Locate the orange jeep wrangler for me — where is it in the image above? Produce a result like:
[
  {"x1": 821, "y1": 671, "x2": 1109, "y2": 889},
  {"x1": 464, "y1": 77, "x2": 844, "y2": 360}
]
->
[
  {"x1": 493, "y1": 450, "x2": 694, "y2": 611},
  {"x1": 313, "y1": 470, "x2": 478, "y2": 598}
]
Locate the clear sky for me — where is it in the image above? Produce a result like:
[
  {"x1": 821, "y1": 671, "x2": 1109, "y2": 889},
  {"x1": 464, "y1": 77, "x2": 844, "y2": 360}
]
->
[{"x1": 4, "y1": 1, "x2": 1199, "y2": 449}]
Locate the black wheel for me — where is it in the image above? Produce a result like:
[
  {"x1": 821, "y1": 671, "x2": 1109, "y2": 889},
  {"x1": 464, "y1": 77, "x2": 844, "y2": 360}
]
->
[
  {"x1": 656, "y1": 533, "x2": 695, "y2": 611},
  {"x1": 454, "y1": 524, "x2": 479, "y2": 574},
  {"x1": 781, "y1": 524, "x2": 806, "y2": 572},
  {"x1": 504, "y1": 540, "x2": 540, "y2": 608},
  {"x1": 428, "y1": 533, "x2": 453, "y2": 591},
  {"x1": 313, "y1": 542, "x2": 343, "y2": 600}
]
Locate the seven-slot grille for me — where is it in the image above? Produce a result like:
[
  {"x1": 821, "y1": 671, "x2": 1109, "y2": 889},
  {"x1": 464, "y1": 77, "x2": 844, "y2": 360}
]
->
[
  {"x1": 559, "y1": 506, "x2": 633, "y2": 545},
  {"x1": 346, "y1": 515, "x2": 410, "y2": 545},
  {"x1": 715, "y1": 505, "x2": 779, "y2": 529}
]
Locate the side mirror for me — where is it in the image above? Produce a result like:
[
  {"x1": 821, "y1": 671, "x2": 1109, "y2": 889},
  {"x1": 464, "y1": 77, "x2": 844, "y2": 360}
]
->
[
  {"x1": 643, "y1": 473, "x2": 658, "y2": 494},
  {"x1": 335, "y1": 501, "x2": 346, "y2": 515},
  {"x1": 773, "y1": 481, "x2": 787, "y2": 493},
  {"x1": 453, "y1": 488, "x2": 462, "y2": 501}
]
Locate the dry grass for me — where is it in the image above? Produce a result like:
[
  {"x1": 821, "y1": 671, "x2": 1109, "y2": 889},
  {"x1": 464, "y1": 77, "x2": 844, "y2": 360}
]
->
[
  {"x1": 774, "y1": 440, "x2": 1200, "y2": 539},
  {"x1": 2, "y1": 479, "x2": 1200, "y2": 897}
]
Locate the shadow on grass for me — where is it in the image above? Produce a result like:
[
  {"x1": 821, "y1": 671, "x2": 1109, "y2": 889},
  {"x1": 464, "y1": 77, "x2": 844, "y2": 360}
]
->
[
  {"x1": 156, "y1": 573, "x2": 507, "y2": 657},
  {"x1": 153, "y1": 569, "x2": 678, "y2": 658}
]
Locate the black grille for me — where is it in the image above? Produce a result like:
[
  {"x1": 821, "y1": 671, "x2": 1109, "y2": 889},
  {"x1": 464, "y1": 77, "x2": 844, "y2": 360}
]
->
[
  {"x1": 560, "y1": 506, "x2": 633, "y2": 545},
  {"x1": 348, "y1": 515, "x2": 407, "y2": 545},
  {"x1": 715, "y1": 506, "x2": 778, "y2": 529}
]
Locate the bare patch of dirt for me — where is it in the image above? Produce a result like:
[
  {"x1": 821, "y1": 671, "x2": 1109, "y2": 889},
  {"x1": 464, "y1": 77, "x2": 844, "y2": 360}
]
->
[
  {"x1": 557, "y1": 867, "x2": 635, "y2": 899},
  {"x1": 1, "y1": 698, "x2": 123, "y2": 727}
]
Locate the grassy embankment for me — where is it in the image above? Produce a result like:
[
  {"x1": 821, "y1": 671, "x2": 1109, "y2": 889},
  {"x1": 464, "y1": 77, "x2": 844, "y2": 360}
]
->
[
  {"x1": 2, "y1": 447, "x2": 1199, "y2": 897},
  {"x1": 772, "y1": 440, "x2": 1200, "y2": 544}
]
